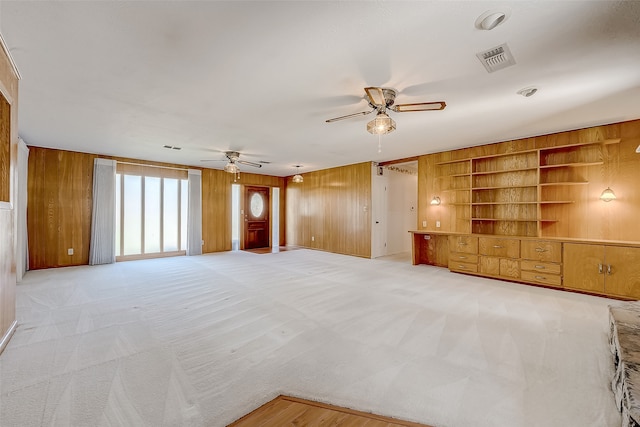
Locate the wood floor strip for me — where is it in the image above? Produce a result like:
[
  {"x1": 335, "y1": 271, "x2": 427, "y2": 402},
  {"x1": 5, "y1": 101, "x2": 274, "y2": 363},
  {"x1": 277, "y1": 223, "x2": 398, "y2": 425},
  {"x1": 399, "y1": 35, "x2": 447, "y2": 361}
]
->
[{"x1": 228, "y1": 395, "x2": 433, "y2": 427}]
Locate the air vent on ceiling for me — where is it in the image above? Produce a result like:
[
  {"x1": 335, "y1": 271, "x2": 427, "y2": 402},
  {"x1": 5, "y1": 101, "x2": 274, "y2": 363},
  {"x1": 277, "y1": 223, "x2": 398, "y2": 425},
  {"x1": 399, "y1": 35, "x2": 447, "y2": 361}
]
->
[{"x1": 476, "y1": 43, "x2": 516, "y2": 73}]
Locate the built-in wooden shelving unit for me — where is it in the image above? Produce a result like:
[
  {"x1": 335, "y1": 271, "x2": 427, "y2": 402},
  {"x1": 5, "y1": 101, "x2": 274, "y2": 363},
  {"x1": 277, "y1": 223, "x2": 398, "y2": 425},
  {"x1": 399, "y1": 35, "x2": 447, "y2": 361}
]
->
[{"x1": 431, "y1": 138, "x2": 621, "y2": 238}]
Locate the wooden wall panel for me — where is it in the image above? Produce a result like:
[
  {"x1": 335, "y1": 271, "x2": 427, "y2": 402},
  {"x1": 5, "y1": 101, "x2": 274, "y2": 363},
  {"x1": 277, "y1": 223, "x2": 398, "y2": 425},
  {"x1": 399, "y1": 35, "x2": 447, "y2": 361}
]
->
[
  {"x1": 27, "y1": 148, "x2": 97, "y2": 269},
  {"x1": 0, "y1": 37, "x2": 19, "y2": 353},
  {"x1": 285, "y1": 162, "x2": 371, "y2": 258},
  {"x1": 418, "y1": 119, "x2": 640, "y2": 242},
  {"x1": 0, "y1": 94, "x2": 9, "y2": 202},
  {"x1": 27, "y1": 147, "x2": 286, "y2": 268}
]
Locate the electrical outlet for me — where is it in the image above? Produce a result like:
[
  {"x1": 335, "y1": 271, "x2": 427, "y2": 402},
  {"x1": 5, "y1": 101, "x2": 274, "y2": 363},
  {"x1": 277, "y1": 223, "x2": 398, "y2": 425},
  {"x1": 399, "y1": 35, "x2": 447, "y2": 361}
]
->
[
  {"x1": 67, "y1": 248, "x2": 74, "y2": 255},
  {"x1": 311, "y1": 236, "x2": 315, "y2": 242},
  {"x1": 422, "y1": 220, "x2": 427, "y2": 227},
  {"x1": 436, "y1": 221, "x2": 441, "y2": 228}
]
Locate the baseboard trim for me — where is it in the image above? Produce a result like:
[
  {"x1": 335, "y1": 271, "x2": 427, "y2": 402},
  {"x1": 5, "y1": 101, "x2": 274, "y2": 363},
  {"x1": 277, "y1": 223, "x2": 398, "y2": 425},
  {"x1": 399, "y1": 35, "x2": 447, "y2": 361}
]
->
[{"x1": 0, "y1": 320, "x2": 17, "y2": 355}]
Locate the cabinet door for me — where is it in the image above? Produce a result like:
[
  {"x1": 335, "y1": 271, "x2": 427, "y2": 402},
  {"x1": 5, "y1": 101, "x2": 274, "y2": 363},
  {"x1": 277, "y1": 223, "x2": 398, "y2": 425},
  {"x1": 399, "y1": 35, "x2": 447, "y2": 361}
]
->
[
  {"x1": 604, "y1": 246, "x2": 640, "y2": 299},
  {"x1": 479, "y1": 256, "x2": 500, "y2": 276},
  {"x1": 563, "y1": 243, "x2": 604, "y2": 293},
  {"x1": 499, "y1": 259, "x2": 520, "y2": 279}
]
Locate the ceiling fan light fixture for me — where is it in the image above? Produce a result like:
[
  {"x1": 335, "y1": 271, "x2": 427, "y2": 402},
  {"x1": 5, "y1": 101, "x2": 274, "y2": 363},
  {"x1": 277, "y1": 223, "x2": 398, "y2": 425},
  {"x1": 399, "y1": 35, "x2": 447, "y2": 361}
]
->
[
  {"x1": 224, "y1": 162, "x2": 239, "y2": 174},
  {"x1": 367, "y1": 112, "x2": 396, "y2": 135}
]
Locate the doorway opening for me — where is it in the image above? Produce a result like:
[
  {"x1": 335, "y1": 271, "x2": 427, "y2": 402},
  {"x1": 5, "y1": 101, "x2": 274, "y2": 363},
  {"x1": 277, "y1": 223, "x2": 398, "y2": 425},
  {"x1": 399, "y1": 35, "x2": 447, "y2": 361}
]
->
[{"x1": 371, "y1": 161, "x2": 418, "y2": 261}]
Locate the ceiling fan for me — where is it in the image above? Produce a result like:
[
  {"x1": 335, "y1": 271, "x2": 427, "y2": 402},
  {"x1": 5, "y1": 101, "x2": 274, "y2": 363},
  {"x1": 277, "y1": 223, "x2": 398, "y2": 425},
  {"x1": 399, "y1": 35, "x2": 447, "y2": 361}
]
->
[
  {"x1": 201, "y1": 151, "x2": 262, "y2": 175},
  {"x1": 325, "y1": 87, "x2": 446, "y2": 134}
]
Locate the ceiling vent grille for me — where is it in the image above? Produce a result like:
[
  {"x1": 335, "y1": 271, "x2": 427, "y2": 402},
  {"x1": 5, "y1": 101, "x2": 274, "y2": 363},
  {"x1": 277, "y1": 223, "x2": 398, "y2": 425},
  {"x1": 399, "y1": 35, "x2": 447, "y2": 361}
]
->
[{"x1": 476, "y1": 43, "x2": 516, "y2": 73}]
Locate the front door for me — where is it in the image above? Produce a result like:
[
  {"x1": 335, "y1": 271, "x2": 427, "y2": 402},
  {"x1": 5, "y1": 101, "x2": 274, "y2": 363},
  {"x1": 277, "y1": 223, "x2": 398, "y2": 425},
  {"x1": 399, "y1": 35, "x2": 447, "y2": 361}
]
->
[{"x1": 244, "y1": 186, "x2": 270, "y2": 249}]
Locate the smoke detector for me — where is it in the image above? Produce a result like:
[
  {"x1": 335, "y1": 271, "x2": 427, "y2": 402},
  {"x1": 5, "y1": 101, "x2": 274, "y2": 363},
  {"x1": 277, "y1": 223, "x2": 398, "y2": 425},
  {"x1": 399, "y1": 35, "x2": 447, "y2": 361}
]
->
[
  {"x1": 476, "y1": 43, "x2": 516, "y2": 73},
  {"x1": 517, "y1": 87, "x2": 538, "y2": 97},
  {"x1": 475, "y1": 11, "x2": 508, "y2": 30}
]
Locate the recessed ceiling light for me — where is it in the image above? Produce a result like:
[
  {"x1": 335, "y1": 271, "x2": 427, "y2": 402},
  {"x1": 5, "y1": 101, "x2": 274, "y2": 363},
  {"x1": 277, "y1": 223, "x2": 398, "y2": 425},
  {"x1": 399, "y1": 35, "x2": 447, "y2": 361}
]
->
[
  {"x1": 475, "y1": 10, "x2": 508, "y2": 31},
  {"x1": 517, "y1": 87, "x2": 538, "y2": 97}
]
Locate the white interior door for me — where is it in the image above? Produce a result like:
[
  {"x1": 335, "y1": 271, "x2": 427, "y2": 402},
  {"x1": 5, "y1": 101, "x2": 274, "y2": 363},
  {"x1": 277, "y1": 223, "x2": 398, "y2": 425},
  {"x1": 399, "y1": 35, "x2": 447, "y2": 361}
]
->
[{"x1": 371, "y1": 165, "x2": 388, "y2": 258}]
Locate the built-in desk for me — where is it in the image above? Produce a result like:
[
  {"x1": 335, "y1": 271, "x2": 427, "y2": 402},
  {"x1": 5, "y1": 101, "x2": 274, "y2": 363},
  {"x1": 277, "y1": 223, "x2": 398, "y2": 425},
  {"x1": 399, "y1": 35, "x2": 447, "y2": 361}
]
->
[{"x1": 409, "y1": 230, "x2": 640, "y2": 300}]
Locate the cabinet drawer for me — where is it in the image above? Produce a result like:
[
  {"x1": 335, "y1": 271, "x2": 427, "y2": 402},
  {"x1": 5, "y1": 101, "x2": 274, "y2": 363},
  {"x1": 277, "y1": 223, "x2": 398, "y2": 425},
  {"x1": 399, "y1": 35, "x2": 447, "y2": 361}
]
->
[
  {"x1": 449, "y1": 252, "x2": 478, "y2": 264},
  {"x1": 521, "y1": 270, "x2": 562, "y2": 287},
  {"x1": 478, "y1": 237, "x2": 519, "y2": 258},
  {"x1": 521, "y1": 240, "x2": 562, "y2": 262},
  {"x1": 521, "y1": 260, "x2": 561, "y2": 275},
  {"x1": 449, "y1": 235, "x2": 478, "y2": 254},
  {"x1": 449, "y1": 260, "x2": 478, "y2": 273}
]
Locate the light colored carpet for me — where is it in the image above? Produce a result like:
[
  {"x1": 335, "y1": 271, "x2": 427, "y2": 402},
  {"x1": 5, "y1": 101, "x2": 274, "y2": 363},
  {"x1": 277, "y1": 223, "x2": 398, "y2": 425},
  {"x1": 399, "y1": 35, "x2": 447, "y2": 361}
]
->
[{"x1": 0, "y1": 249, "x2": 621, "y2": 427}]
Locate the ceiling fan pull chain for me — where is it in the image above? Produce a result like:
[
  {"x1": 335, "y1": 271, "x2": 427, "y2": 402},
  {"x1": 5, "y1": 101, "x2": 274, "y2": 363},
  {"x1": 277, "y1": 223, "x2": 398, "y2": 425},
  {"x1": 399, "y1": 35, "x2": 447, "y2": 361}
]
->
[{"x1": 378, "y1": 134, "x2": 382, "y2": 153}]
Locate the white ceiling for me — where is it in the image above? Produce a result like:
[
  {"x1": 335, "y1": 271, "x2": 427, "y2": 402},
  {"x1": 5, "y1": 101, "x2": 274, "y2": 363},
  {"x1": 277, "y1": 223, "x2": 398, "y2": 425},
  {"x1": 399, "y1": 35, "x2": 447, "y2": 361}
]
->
[{"x1": 1, "y1": 1, "x2": 639, "y2": 177}]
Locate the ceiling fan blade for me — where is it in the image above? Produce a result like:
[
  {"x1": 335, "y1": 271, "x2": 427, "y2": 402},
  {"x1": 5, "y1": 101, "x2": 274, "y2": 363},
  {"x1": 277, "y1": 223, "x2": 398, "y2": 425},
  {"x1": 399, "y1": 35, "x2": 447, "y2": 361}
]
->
[
  {"x1": 392, "y1": 101, "x2": 446, "y2": 112},
  {"x1": 200, "y1": 159, "x2": 227, "y2": 162},
  {"x1": 325, "y1": 109, "x2": 375, "y2": 123},
  {"x1": 236, "y1": 160, "x2": 262, "y2": 168},
  {"x1": 364, "y1": 87, "x2": 386, "y2": 106}
]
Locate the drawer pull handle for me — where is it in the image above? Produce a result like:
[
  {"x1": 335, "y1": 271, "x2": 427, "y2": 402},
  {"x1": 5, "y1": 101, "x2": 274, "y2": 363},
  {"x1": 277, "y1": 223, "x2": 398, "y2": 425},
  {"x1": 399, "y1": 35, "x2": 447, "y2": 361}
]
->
[
  {"x1": 493, "y1": 245, "x2": 503, "y2": 249},
  {"x1": 459, "y1": 242, "x2": 467, "y2": 246},
  {"x1": 535, "y1": 248, "x2": 547, "y2": 252},
  {"x1": 607, "y1": 265, "x2": 612, "y2": 275},
  {"x1": 598, "y1": 263, "x2": 604, "y2": 274},
  {"x1": 535, "y1": 276, "x2": 546, "y2": 280},
  {"x1": 458, "y1": 256, "x2": 467, "y2": 259},
  {"x1": 535, "y1": 265, "x2": 545, "y2": 269},
  {"x1": 458, "y1": 265, "x2": 467, "y2": 269}
]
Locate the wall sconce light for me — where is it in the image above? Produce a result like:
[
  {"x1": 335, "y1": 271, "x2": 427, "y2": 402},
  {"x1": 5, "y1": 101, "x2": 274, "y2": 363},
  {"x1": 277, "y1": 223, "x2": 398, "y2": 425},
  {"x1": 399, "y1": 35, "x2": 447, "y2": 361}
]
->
[
  {"x1": 430, "y1": 196, "x2": 441, "y2": 206},
  {"x1": 600, "y1": 187, "x2": 616, "y2": 202}
]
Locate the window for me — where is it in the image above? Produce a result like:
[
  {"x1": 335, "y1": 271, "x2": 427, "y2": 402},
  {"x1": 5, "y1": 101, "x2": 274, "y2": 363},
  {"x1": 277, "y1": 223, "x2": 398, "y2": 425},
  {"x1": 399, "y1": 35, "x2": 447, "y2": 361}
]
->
[{"x1": 115, "y1": 164, "x2": 188, "y2": 260}]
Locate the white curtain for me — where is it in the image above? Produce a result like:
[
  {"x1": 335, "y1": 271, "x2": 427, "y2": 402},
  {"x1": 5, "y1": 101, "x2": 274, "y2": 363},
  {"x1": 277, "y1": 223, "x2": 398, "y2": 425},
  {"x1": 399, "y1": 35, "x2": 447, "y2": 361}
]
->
[
  {"x1": 187, "y1": 169, "x2": 202, "y2": 256},
  {"x1": 15, "y1": 138, "x2": 29, "y2": 281},
  {"x1": 89, "y1": 159, "x2": 116, "y2": 265}
]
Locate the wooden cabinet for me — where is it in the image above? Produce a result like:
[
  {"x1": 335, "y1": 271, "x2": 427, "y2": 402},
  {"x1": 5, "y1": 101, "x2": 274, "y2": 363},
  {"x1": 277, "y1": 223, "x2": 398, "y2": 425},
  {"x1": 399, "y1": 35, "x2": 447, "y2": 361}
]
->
[
  {"x1": 603, "y1": 246, "x2": 640, "y2": 298},
  {"x1": 448, "y1": 235, "x2": 478, "y2": 273},
  {"x1": 411, "y1": 233, "x2": 449, "y2": 267},
  {"x1": 564, "y1": 243, "x2": 640, "y2": 298},
  {"x1": 411, "y1": 231, "x2": 640, "y2": 299},
  {"x1": 477, "y1": 237, "x2": 520, "y2": 279},
  {"x1": 520, "y1": 240, "x2": 562, "y2": 287}
]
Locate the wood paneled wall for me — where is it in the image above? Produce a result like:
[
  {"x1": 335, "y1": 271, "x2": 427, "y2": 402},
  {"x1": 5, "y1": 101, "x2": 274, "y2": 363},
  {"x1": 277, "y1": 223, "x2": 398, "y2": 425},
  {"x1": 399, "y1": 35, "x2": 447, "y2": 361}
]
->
[
  {"x1": 27, "y1": 147, "x2": 286, "y2": 269},
  {"x1": 0, "y1": 37, "x2": 19, "y2": 353},
  {"x1": 201, "y1": 168, "x2": 285, "y2": 253},
  {"x1": 419, "y1": 119, "x2": 640, "y2": 242},
  {"x1": 286, "y1": 162, "x2": 371, "y2": 258}
]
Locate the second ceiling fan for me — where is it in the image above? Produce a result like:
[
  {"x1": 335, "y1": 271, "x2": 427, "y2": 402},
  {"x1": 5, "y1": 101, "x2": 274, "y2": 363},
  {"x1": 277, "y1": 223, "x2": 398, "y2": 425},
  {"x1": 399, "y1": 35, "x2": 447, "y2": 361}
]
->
[{"x1": 325, "y1": 87, "x2": 446, "y2": 134}]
